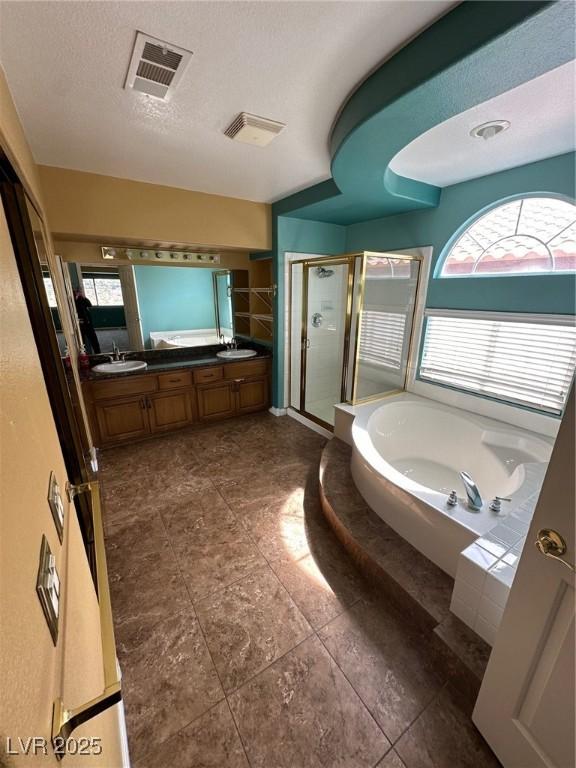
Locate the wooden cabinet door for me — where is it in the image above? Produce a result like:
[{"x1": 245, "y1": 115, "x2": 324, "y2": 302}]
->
[
  {"x1": 236, "y1": 377, "x2": 269, "y2": 414},
  {"x1": 148, "y1": 391, "x2": 193, "y2": 433},
  {"x1": 95, "y1": 396, "x2": 150, "y2": 446},
  {"x1": 197, "y1": 382, "x2": 236, "y2": 421}
]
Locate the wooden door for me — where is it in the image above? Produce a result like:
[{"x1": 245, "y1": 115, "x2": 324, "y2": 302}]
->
[
  {"x1": 236, "y1": 377, "x2": 269, "y2": 414},
  {"x1": 473, "y1": 388, "x2": 575, "y2": 767},
  {"x1": 148, "y1": 391, "x2": 193, "y2": 433},
  {"x1": 95, "y1": 396, "x2": 150, "y2": 445},
  {"x1": 197, "y1": 381, "x2": 236, "y2": 421}
]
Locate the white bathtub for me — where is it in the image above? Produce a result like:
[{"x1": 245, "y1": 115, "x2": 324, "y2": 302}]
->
[
  {"x1": 150, "y1": 328, "x2": 220, "y2": 349},
  {"x1": 351, "y1": 393, "x2": 553, "y2": 576}
]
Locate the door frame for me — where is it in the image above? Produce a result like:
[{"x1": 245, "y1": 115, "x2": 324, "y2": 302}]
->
[
  {"x1": 289, "y1": 251, "x2": 424, "y2": 429},
  {"x1": 295, "y1": 256, "x2": 355, "y2": 430},
  {"x1": 0, "y1": 150, "x2": 95, "y2": 562},
  {"x1": 212, "y1": 269, "x2": 232, "y2": 340}
]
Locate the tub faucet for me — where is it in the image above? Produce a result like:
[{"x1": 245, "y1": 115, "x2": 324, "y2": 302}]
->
[{"x1": 460, "y1": 471, "x2": 483, "y2": 511}]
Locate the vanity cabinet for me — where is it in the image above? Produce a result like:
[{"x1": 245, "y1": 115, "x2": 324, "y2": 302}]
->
[
  {"x1": 95, "y1": 395, "x2": 151, "y2": 445},
  {"x1": 148, "y1": 391, "x2": 194, "y2": 433},
  {"x1": 197, "y1": 382, "x2": 237, "y2": 421},
  {"x1": 236, "y1": 377, "x2": 268, "y2": 414},
  {"x1": 84, "y1": 357, "x2": 270, "y2": 447}
]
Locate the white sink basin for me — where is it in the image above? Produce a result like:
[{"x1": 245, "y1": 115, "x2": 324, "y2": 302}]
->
[
  {"x1": 216, "y1": 349, "x2": 258, "y2": 360},
  {"x1": 92, "y1": 360, "x2": 148, "y2": 374}
]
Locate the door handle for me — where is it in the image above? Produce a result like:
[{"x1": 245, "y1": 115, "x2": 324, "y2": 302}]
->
[
  {"x1": 147, "y1": 397, "x2": 152, "y2": 410},
  {"x1": 535, "y1": 529, "x2": 575, "y2": 572},
  {"x1": 140, "y1": 398, "x2": 145, "y2": 410}
]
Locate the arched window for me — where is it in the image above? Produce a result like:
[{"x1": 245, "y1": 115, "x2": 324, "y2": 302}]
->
[{"x1": 440, "y1": 196, "x2": 576, "y2": 276}]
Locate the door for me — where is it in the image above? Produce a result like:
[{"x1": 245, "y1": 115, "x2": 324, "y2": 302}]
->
[
  {"x1": 0, "y1": 191, "x2": 126, "y2": 766},
  {"x1": 148, "y1": 391, "x2": 193, "y2": 432},
  {"x1": 301, "y1": 259, "x2": 352, "y2": 426},
  {"x1": 197, "y1": 381, "x2": 236, "y2": 421},
  {"x1": 213, "y1": 270, "x2": 233, "y2": 340},
  {"x1": 236, "y1": 377, "x2": 269, "y2": 414},
  {"x1": 0, "y1": 174, "x2": 96, "y2": 562},
  {"x1": 473, "y1": 387, "x2": 575, "y2": 768},
  {"x1": 118, "y1": 265, "x2": 144, "y2": 350},
  {"x1": 96, "y1": 396, "x2": 150, "y2": 445}
]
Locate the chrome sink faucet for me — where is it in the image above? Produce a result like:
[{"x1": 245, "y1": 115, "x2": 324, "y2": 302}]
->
[
  {"x1": 460, "y1": 471, "x2": 483, "y2": 511},
  {"x1": 106, "y1": 341, "x2": 125, "y2": 363}
]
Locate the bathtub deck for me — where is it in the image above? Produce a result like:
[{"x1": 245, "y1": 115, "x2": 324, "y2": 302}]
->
[{"x1": 320, "y1": 437, "x2": 492, "y2": 707}]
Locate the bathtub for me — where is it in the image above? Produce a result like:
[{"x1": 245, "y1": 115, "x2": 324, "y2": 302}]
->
[
  {"x1": 150, "y1": 328, "x2": 220, "y2": 349},
  {"x1": 351, "y1": 393, "x2": 553, "y2": 576}
]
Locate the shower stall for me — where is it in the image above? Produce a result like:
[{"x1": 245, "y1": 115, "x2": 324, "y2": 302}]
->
[{"x1": 289, "y1": 251, "x2": 422, "y2": 428}]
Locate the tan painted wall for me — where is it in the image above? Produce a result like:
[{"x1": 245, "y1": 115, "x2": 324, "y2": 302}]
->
[
  {"x1": 39, "y1": 166, "x2": 272, "y2": 251},
  {"x1": 0, "y1": 69, "x2": 123, "y2": 766}
]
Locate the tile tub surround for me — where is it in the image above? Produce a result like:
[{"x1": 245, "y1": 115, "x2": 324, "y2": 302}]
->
[
  {"x1": 450, "y1": 493, "x2": 536, "y2": 646},
  {"x1": 101, "y1": 412, "x2": 500, "y2": 767}
]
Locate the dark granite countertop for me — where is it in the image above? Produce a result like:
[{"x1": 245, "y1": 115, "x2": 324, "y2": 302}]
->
[{"x1": 80, "y1": 342, "x2": 272, "y2": 381}]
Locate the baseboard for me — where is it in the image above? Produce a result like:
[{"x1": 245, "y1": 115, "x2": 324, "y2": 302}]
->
[
  {"x1": 269, "y1": 406, "x2": 288, "y2": 417},
  {"x1": 287, "y1": 408, "x2": 333, "y2": 439}
]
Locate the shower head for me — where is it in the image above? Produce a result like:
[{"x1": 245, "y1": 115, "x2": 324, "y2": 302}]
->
[{"x1": 315, "y1": 266, "x2": 334, "y2": 278}]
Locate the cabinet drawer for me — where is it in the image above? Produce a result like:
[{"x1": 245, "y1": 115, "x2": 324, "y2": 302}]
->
[
  {"x1": 91, "y1": 375, "x2": 157, "y2": 401},
  {"x1": 224, "y1": 359, "x2": 268, "y2": 380},
  {"x1": 194, "y1": 366, "x2": 224, "y2": 384},
  {"x1": 158, "y1": 370, "x2": 193, "y2": 390}
]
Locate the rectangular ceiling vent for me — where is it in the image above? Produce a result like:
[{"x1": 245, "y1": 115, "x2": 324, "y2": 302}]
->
[
  {"x1": 125, "y1": 32, "x2": 193, "y2": 101},
  {"x1": 224, "y1": 113, "x2": 286, "y2": 147}
]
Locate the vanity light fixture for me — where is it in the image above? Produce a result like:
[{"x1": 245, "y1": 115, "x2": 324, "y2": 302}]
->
[
  {"x1": 470, "y1": 120, "x2": 510, "y2": 140},
  {"x1": 101, "y1": 246, "x2": 220, "y2": 264}
]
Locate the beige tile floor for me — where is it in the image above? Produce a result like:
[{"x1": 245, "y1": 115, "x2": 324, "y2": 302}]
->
[{"x1": 100, "y1": 412, "x2": 500, "y2": 768}]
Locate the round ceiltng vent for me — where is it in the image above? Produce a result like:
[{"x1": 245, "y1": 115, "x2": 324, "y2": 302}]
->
[{"x1": 470, "y1": 120, "x2": 511, "y2": 140}]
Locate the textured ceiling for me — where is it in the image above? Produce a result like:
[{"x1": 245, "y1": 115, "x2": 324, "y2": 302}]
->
[
  {"x1": 0, "y1": 0, "x2": 454, "y2": 202},
  {"x1": 390, "y1": 61, "x2": 576, "y2": 188}
]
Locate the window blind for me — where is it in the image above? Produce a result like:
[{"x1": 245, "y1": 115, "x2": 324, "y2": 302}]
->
[
  {"x1": 359, "y1": 310, "x2": 406, "y2": 370},
  {"x1": 420, "y1": 313, "x2": 576, "y2": 415}
]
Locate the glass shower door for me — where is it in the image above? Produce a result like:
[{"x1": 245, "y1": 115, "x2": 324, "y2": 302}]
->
[
  {"x1": 302, "y1": 260, "x2": 351, "y2": 425},
  {"x1": 350, "y1": 253, "x2": 420, "y2": 402}
]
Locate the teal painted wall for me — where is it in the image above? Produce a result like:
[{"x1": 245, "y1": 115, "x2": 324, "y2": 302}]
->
[
  {"x1": 272, "y1": 217, "x2": 347, "y2": 405},
  {"x1": 346, "y1": 153, "x2": 576, "y2": 315},
  {"x1": 270, "y1": 154, "x2": 575, "y2": 408},
  {"x1": 134, "y1": 266, "x2": 218, "y2": 348}
]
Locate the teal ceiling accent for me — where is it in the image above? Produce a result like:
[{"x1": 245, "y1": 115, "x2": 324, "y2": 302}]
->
[{"x1": 276, "y1": 1, "x2": 575, "y2": 225}]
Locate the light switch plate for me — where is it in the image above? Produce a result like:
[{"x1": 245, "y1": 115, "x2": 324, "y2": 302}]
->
[
  {"x1": 47, "y1": 472, "x2": 64, "y2": 542},
  {"x1": 36, "y1": 535, "x2": 60, "y2": 645}
]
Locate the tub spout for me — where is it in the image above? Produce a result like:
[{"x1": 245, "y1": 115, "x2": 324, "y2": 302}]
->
[{"x1": 460, "y1": 471, "x2": 483, "y2": 511}]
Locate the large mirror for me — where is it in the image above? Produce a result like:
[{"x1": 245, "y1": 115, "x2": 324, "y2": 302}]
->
[{"x1": 54, "y1": 261, "x2": 269, "y2": 353}]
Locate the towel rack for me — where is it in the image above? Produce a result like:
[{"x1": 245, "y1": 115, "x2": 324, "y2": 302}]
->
[{"x1": 52, "y1": 481, "x2": 121, "y2": 757}]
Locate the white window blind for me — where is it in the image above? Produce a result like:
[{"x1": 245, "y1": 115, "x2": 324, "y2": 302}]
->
[
  {"x1": 359, "y1": 310, "x2": 406, "y2": 370},
  {"x1": 420, "y1": 312, "x2": 576, "y2": 415}
]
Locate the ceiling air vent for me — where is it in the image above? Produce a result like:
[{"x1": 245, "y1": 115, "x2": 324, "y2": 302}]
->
[
  {"x1": 224, "y1": 113, "x2": 285, "y2": 147},
  {"x1": 125, "y1": 32, "x2": 193, "y2": 101}
]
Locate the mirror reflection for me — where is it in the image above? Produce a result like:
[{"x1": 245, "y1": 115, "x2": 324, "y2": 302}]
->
[{"x1": 50, "y1": 260, "x2": 273, "y2": 354}]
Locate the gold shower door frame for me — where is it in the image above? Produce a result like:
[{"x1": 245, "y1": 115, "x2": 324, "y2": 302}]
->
[{"x1": 289, "y1": 251, "x2": 423, "y2": 430}]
